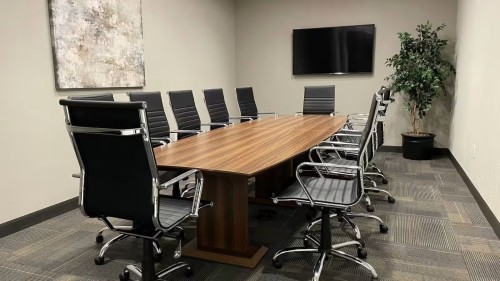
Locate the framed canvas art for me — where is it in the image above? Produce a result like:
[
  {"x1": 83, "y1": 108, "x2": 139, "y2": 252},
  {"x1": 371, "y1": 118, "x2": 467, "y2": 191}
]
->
[{"x1": 48, "y1": 0, "x2": 145, "y2": 89}]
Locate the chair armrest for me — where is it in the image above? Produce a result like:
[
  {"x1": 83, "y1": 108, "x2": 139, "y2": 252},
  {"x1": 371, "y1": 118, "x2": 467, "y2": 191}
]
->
[
  {"x1": 200, "y1": 122, "x2": 231, "y2": 128},
  {"x1": 292, "y1": 162, "x2": 361, "y2": 206},
  {"x1": 295, "y1": 112, "x2": 337, "y2": 116},
  {"x1": 334, "y1": 133, "x2": 362, "y2": 138},
  {"x1": 229, "y1": 116, "x2": 254, "y2": 121},
  {"x1": 151, "y1": 137, "x2": 173, "y2": 146},
  {"x1": 348, "y1": 117, "x2": 368, "y2": 122},
  {"x1": 298, "y1": 161, "x2": 361, "y2": 171},
  {"x1": 258, "y1": 112, "x2": 279, "y2": 118},
  {"x1": 320, "y1": 141, "x2": 360, "y2": 147},
  {"x1": 310, "y1": 146, "x2": 360, "y2": 156},
  {"x1": 348, "y1": 113, "x2": 368, "y2": 118},
  {"x1": 339, "y1": 129, "x2": 363, "y2": 133},
  {"x1": 168, "y1": 129, "x2": 204, "y2": 135},
  {"x1": 72, "y1": 173, "x2": 80, "y2": 178},
  {"x1": 157, "y1": 169, "x2": 207, "y2": 218}
]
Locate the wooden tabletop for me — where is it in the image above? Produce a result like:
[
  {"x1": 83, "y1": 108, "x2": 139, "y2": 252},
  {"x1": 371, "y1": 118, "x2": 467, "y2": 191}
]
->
[{"x1": 154, "y1": 115, "x2": 346, "y2": 176}]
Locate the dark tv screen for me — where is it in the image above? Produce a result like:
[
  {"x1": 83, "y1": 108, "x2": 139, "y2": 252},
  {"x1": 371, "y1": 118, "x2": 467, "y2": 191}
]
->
[{"x1": 293, "y1": 24, "x2": 375, "y2": 75}]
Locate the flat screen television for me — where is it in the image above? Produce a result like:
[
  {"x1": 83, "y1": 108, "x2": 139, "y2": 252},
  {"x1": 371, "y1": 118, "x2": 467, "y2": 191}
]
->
[{"x1": 293, "y1": 24, "x2": 375, "y2": 75}]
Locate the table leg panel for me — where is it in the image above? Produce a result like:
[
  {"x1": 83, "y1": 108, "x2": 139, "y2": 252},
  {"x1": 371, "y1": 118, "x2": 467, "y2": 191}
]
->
[{"x1": 197, "y1": 174, "x2": 249, "y2": 253}]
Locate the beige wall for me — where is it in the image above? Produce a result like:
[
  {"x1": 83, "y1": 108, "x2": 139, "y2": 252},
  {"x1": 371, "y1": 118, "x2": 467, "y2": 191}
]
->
[
  {"x1": 450, "y1": 0, "x2": 500, "y2": 219},
  {"x1": 0, "y1": 0, "x2": 236, "y2": 224},
  {"x1": 235, "y1": 0, "x2": 457, "y2": 147}
]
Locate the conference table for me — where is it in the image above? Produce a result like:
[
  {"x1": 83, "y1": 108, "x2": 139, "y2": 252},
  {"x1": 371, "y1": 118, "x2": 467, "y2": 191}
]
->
[{"x1": 154, "y1": 115, "x2": 346, "y2": 268}]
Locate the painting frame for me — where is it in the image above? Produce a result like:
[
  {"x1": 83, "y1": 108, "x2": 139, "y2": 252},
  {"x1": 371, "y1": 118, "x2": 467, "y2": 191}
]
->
[{"x1": 48, "y1": 0, "x2": 145, "y2": 90}]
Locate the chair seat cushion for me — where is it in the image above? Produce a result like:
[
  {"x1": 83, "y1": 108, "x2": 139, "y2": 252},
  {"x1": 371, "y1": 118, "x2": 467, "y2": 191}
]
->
[
  {"x1": 278, "y1": 176, "x2": 359, "y2": 205},
  {"x1": 158, "y1": 196, "x2": 193, "y2": 228}
]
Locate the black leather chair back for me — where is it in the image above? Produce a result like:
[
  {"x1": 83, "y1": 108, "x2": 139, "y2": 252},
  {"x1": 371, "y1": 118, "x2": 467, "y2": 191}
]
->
[
  {"x1": 376, "y1": 87, "x2": 391, "y2": 148},
  {"x1": 69, "y1": 93, "x2": 114, "y2": 101},
  {"x1": 303, "y1": 86, "x2": 335, "y2": 115},
  {"x1": 360, "y1": 93, "x2": 381, "y2": 166},
  {"x1": 168, "y1": 90, "x2": 201, "y2": 139},
  {"x1": 236, "y1": 87, "x2": 258, "y2": 119},
  {"x1": 203, "y1": 88, "x2": 230, "y2": 124},
  {"x1": 129, "y1": 92, "x2": 171, "y2": 139},
  {"x1": 60, "y1": 100, "x2": 157, "y2": 225}
]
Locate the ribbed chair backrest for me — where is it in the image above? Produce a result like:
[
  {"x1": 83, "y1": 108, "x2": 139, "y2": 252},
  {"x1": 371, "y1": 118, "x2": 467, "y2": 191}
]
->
[
  {"x1": 128, "y1": 91, "x2": 171, "y2": 139},
  {"x1": 376, "y1": 87, "x2": 391, "y2": 148},
  {"x1": 168, "y1": 90, "x2": 201, "y2": 139},
  {"x1": 360, "y1": 93, "x2": 382, "y2": 167},
  {"x1": 69, "y1": 93, "x2": 114, "y2": 101},
  {"x1": 203, "y1": 88, "x2": 230, "y2": 124},
  {"x1": 303, "y1": 85, "x2": 335, "y2": 115},
  {"x1": 236, "y1": 87, "x2": 258, "y2": 119},
  {"x1": 60, "y1": 100, "x2": 157, "y2": 225}
]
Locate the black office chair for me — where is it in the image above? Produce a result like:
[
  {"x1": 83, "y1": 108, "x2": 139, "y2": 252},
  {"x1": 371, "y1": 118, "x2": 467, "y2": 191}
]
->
[
  {"x1": 128, "y1": 91, "x2": 199, "y2": 198},
  {"x1": 270, "y1": 93, "x2": 381, "y2": 281},
  {"x1": 60, "y1": 99, "x2": 211, "y2": 281},
  {"x1": 333, "y1": 87, "x2": 394, "y2": 191},
  {"x1": 364, "y1": 87, "x2": 393, "y2": 182},
  {"x1": 203, "y1": 88, "x2": 253, "y2": 128},
  {"x1": 311, "y1": 89, "x2": 395, "y2": 212},
  {"x1": 168, "y1": 90, "x2": 228, "y2": 139},
  {"x1": 68, "y1": 93, "x2": 114, "y2": 101},
  {"x1": 70, "y1": 93, "x2": 145, "y2": 252},
  {"x1": 296, "y1": 85, "x2": 336, "y2": 115},
  {"x1": 235, "y1": 87, "x2": 278, "y2": 120},
  {"x1": 129, "y1": 91, "x2": 211, "y2": 144}
]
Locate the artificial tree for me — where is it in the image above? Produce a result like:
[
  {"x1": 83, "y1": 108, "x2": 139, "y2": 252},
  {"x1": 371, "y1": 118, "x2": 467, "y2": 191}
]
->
[{"x1": 385, "y1": 22, "x2": 455, "y2": 136}]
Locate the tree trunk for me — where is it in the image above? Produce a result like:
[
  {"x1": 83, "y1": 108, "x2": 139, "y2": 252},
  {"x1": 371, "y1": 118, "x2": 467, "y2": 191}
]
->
[{"x1": 412, "y1": 102, "x2": 420, "y2": 134}]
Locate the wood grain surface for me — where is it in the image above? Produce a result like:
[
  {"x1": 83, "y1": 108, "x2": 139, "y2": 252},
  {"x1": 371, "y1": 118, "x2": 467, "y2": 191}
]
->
[{"x1": 154, "y1": 115, "x2": 346, "y2": 176}]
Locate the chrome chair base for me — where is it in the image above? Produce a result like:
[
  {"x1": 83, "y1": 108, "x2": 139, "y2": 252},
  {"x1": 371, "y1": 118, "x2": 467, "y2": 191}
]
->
[
  {"x1": 275, "y1": 210, "x2": 378, "y2": 281},
  {"x1": 305, "y1": 212, "x2": 389, "y2": 249},
  {"x1": 94, "y1": 234, "x2": 163, "y2": 265},
  {"x1": 272, "y1": 243, "x2": 377, "y2": 281},
  {"x1": 119, "y1": 262, "x2": 193, "y2": 281}
]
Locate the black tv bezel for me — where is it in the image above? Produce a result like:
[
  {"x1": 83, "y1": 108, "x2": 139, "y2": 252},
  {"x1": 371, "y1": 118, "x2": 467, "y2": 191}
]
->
[{"x1": 292, "y1": 24, "x2": 376, "y2": 75}]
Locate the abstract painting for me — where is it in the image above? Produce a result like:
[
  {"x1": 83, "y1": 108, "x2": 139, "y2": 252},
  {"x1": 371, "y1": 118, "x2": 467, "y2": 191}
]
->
[{"x1": 48, "y1": 0, "x2": 145, "y2": 89}]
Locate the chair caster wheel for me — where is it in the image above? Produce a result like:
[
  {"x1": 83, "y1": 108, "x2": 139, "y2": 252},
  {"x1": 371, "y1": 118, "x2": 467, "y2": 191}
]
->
[
  {"x1": 303, "y1": 239, "x2": 311, "y2": 247},
  {"x1": 119, "y1": 269, "x2": 130, "y2": 281},
  {"x1": 95, "y1": 234, "x2": 103, "y2": 244},
  {"x1": 154, "y1": 253, "x2": 162, "y2": 263},
  {"x1": 382, "y1": 179, "x2": 388, "y2": 184},
  {"x1": 357, "y1": 247, "x2": 368, "y2": 259},
  {"x1": 184, "y1": 267, "x2": 193, "y2": 278},
  {"x1": 388, "y1": 196, "x2": 396, "y2": 203},
  {"x1": 272, "y1": 259, "x2": 283, "y2": 269},
  {"x1": 346, "y1": 207, "x2": 352, "y2": 212},
  {"x1": 94, "y1": 256, "x2": 105, "y2": 265},
  {"x1": 380, "y1": 224, "x2": 389, "y2": 233},
  {"x1": 366, "y1": 205, "x2": 375, "y2": 212}
]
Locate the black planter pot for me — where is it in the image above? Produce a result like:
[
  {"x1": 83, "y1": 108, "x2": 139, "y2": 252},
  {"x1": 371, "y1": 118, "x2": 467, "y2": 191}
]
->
[{"x1": 402, "y1": 133, "x2": 436, "y2": 160}]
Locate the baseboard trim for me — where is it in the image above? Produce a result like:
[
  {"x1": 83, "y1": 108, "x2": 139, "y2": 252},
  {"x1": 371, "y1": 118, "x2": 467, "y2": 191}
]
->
[
  {"x1": 448, "y1": 153, "x2": 500, "y2": 239},
  {"x1": 0, "y1": 197, "x2": 78, "y2": 238}
]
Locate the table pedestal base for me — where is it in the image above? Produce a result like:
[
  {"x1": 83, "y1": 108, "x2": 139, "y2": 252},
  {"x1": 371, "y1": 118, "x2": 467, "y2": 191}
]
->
[{"x1": 183, "y1": 239, "x2": 267, "y2": 268}]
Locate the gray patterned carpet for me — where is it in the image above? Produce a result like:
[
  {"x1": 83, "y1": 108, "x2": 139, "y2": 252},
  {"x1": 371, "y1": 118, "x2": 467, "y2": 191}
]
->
[{"x1": 1, "y1": 152, "x2": 499, "y2": 281}]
